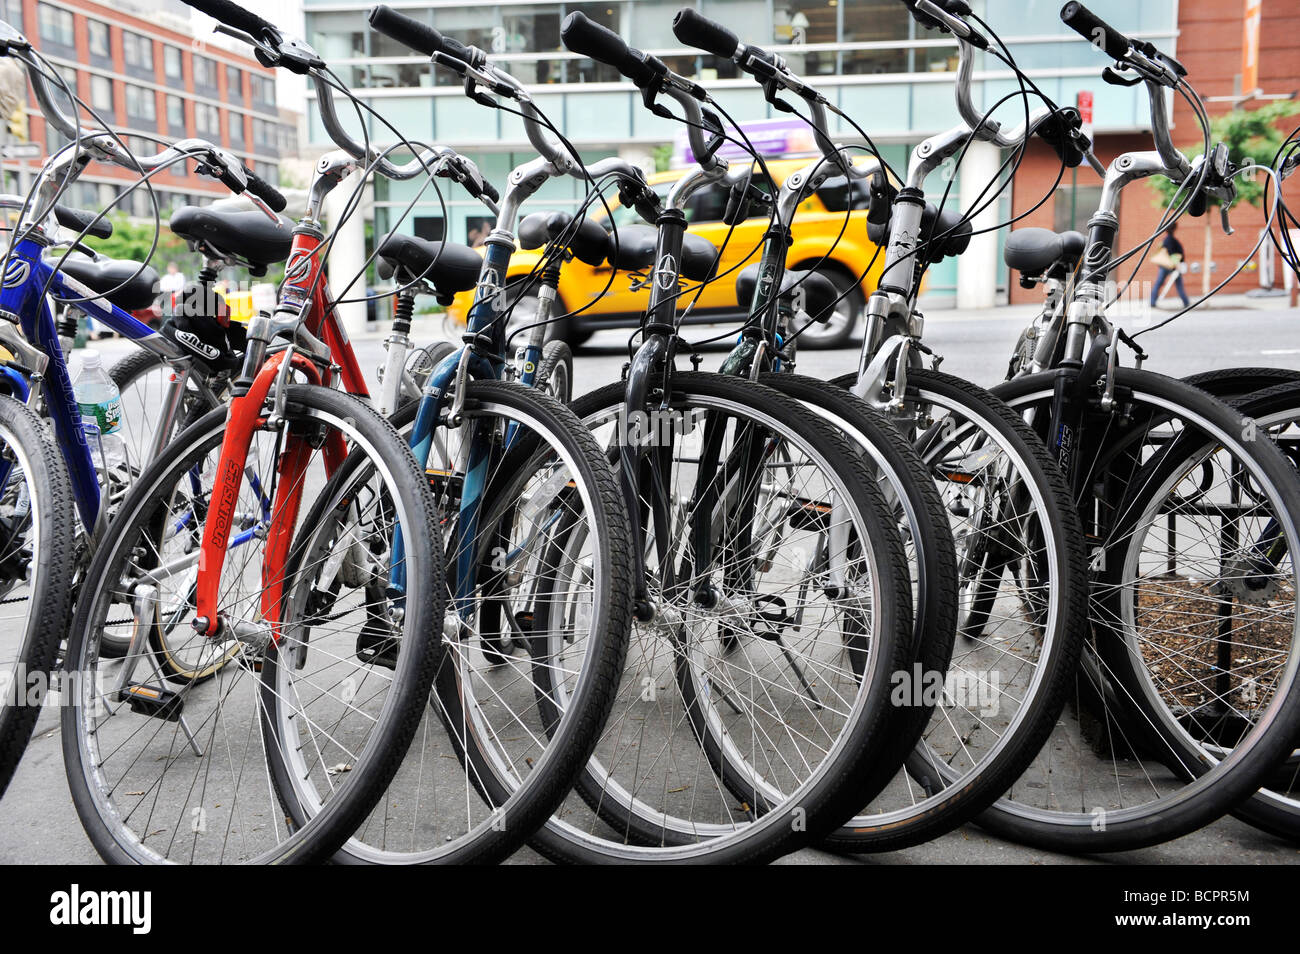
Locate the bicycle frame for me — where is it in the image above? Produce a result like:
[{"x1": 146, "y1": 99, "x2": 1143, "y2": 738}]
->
[
  {"x1": 0, "y1": 232, "x2": 188, "y2": 536},
  {"x1": 190, "y1": 223, "x2": 364, "y2": 639}
]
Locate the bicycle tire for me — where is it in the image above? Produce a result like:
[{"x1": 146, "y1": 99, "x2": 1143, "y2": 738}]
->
[
  {"x1": 297, "y1": 380, "x2": 634, "y2": 863},
  {"x1": 535, "y1": 339, "x2": 573, "y2": 404},
  {"x1": 530, "y1": 371, "x2": 913, "y2": 864},
  {"x1": 817, "y1": 368, "x2": 1089, "y2": 851},
  {"x1": 0, "y1": 396, "x2": 76, "y2": 799},
  {"x1": 62, "y1": 386, "x2": 444, "y2": 863},
  {"x1": 983, "y1": 367, "x2": 1300, "y2": 851}
]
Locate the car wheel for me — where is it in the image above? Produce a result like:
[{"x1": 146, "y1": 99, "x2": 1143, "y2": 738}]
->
[{"x1": 797, "y1": 269, "x2": 862, "y2": 349}]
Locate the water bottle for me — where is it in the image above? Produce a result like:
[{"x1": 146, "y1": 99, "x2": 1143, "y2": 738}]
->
[{"x1": 72, "y1": 350, "x2": 129, "y2": 493}]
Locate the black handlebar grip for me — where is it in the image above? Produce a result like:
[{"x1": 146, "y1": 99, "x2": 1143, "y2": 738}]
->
[
  {"x1": 481, "y1": 180, "x2": 500, "y2": 205},
  {"x1": 368, "y1": 5, "x2": 444, "y2": 58},
  {"x1": 561, "y1": 12, "x2": 660, "y2": 87},
  {"x1": 242, "y1": 166, "x2": 288, "y2": 213},
  {"x1": 179, "y1": 0, "x2": 277, "y2": 39},
  {"x1": 900, "y1": 0, "x2": 969, "y2": 31},
  {"x1": 671, "y1": 9, "x2": 740, "y2": 59},
  {"x1": 53, "y1": 205, "x2": 113, "y2": 240},
  {"x1": 1060, "y1": 2, "x2": 1130, "y2": 61}
]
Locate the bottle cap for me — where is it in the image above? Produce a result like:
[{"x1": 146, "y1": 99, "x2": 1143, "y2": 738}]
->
[{"x1": 80, "y1": 349, "x2": 101, "y2": 370}]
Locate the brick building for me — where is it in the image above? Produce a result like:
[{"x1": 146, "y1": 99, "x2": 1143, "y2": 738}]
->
[
  {"x1": 0, "y1": 0, "x2": 293, "y2": 216},
  {"x1": 1009, "y1": 0, "x2": 1300, "y2": 304}
]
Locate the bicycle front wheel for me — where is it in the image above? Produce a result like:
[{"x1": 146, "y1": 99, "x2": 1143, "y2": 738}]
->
[
  {"x1": 985, "y1": 368, "x2": 1300, "y2": 851},
  {"x1": 307, "y1": 380, "x2": 634, "y2": 864},
  {"x1": 532, "y1": 372, "x2": 913, "y2": 864},
  {"x1": 62, "y1": 385, "x2": 444, "y2": 863},
  {"x1": 819, "y1": 369, "x2": 1088, "y2": 851},
  {"x1": 0, "y1": 395, "x2": 76, "y2": 799}
]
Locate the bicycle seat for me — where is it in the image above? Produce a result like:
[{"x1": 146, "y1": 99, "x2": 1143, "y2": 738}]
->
[
  {"x1": 170, "y1": 206, "x2": 294, "y2": 269},
  {"x1": 376, "y1": 234, "x2": 483, "y2": 298},
  {"x1": 606, "y1": 224, "x2": 719, "y2": 283},
  {"x1": 735, "y1": 265, "x2": 839, "y2": 322},
  {"x1": 518, "y1": 210, "x2": 610, "y2": 266},
  {"x1": 1004, "y1": 228, "x2": 1086, "y2": 275},
  {"x1": 54, "y1": 253, "x2": 159, "y2": 311}
]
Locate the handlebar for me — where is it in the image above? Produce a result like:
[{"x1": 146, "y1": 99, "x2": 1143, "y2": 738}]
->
[
  {"x1": 668, "y1": 9, "x2": 853, "y2": 179},
  {"x1": 0, "y1": 18, "x2": 288, "y2": 220},
  {"x1": 560, "y1": 10, "x2": 666, "y2": 88},
  {"x1": 368, "y1": 4, "x2": 484, "y2": 68},
  {"x1": 171, "y1": 1, "x2": 500, "y2": 210},
  {"x1": 1062, "y1": 2, "x2": 1193, "y2": 181},
  {"x1": 176, "y1": 0, "x2": 279, "y2": 43},
  {"x1": 240, "y1": 166, "x2": 288, "y2": 212},
  {"x1": 560, "y1": 11, "x2": 723, "y2": 178},
  {"x1": 1060, "y1": 1, "x2": 1130, "y2": 61},
  {"x1": 368, "y1": 7, "x2": 657, "y2": 227},
  {"x1": 365, "y1": 4, "x2": 567, "y2": 180}
]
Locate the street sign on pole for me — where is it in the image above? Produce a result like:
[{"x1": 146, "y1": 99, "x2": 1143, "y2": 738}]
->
[
  {"x1": 0, "y1": 142, "x2": 40, "y2": 159},
  {"x1": 1076, "y1": 90, "x2": 1094, "y2": 144}
]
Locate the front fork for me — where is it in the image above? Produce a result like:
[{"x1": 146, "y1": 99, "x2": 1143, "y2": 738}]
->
[{"x1": 191, "y1": 350, "x2": 343, "y2": 641}]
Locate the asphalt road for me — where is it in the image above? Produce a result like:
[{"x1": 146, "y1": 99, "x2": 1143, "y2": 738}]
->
[{"x1": 5, "y1": 299, "x2": 1300, "y2": 865}]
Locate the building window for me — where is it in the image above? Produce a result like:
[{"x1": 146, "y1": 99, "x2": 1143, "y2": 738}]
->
[
  {"x1": 125, "y1": 85, "x2": 156, "y2": 121},
  {"x1": 0, "y1": 0, "x2": 22, "y2": 32},
  {"x1": 90, "y1": 75, "x2": 114, "y2": 113},
  {"x1": 253, "y1": 118, "x2": 276, "y2": 147},
  {"x1": 1053, "y1": 185, "x2": 1104, "y2": 235},
  {"x1": 87, "y1": 20, "x2": 110, "y2": 58},
  {"x1": 195, "y1": 103, "x2": 220, "y2": 136},
  {"x1": 227, "y1": 111, "x2": 244, "y2": 142},
  {"x1": 166, "y1": 95, "x2": 184, "y2": 134},
  {"x1": 37, "y1": 3, "x2": 74, "y2": 48},
  {"x1": 249, "y1": 73, "x2": 274, "y2": 105},
  {"x1": 226, "y1": 64, "x2": 242, "y2": 99},
  {"x1": 123, "y1": 32, "x2": 154, "y2": 72},
  {"x1": 164, "y1": 46, "x2": 183, "y2": 79},
  {"x1": 193, "y1": 56, "x2": 217, "y2": 89}
]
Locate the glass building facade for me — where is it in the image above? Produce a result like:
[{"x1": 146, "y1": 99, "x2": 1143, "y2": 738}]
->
[{"x1": 304, "y1": 0, "x2": 1176, "y2": 292}]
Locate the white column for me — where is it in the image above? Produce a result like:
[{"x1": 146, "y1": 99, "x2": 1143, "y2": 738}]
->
[
  {"x1": 955, "y1": 140, "x2": 1001, "y2": 310},
  {"x1": 618, "y1": 144, "x2": 655, "y2": 177},
  {"x1": 323, "y1": 169, "x2": 370, "y2": 336}
]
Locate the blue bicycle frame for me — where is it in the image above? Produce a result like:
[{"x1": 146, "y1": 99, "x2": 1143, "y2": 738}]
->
[
  {"x1": 0, "y1": 233, "x2": 184, "y2": 534},
  {"x1": 397, "y1": 238, "x2": 512, "y2": 618}
]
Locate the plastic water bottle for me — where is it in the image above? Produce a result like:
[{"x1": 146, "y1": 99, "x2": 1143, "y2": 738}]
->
[{"x1": 72, "y1": 350, "x2": 129, "y2": 492}]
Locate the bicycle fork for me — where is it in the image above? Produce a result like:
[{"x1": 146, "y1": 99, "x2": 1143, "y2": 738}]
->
[{"x1": 191, "y1": 349, "x2": 343, "y2": 643}]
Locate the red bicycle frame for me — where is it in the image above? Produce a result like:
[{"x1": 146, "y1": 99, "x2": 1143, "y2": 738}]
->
[{"x1": 193, "y1": 227, "x2": 370, "y2": 640}]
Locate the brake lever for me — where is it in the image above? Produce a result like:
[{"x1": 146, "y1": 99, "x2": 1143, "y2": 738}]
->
[
  {"x1": 247, "y1": 190, "x2": 280, "y2": 224},
  {"x1": 1101, "y1": 66, "x2": 1142, "y2": 87},
  {"x1": 1220, "y1": 203, "x2": 1234, "y2": 236}
]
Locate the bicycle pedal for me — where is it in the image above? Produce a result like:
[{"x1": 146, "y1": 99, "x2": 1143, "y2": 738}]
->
[
  {"x1": 787, "y1": 497, "x2": 833, "y2": 533},
  {"x1": 119, "y1": 683, "x2": 184, "y2": 722},
  {"x1": 356, "y1": 617, "x2": 400, "y2": 670},
  {"x1": 425, "y1": 467, "x2": 464, "y2": 503}
]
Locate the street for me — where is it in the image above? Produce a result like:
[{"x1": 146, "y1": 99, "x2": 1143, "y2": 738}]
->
[{"x1": 4, "y1": 297, "x2": 1300, "y2": 864}]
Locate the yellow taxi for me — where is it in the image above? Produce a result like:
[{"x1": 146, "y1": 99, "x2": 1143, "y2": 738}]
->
[{"x1": 446, "y1": 157, "x2": 885, "y2": 349}]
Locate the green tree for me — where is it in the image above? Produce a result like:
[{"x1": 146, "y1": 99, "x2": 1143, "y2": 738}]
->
[
  {"x1": 83, "y1": 212, "x2": 202, "y2": 276},
  {"x1": 651, "y1": 143, "x2": 673, "y2": 173},
  {"x1": 1150, "y1": 100, "x2": 1300, "y2": 294}
]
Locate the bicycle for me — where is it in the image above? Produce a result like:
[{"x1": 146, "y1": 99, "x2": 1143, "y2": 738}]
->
[
  {"x1": 0, "y1": 22, "x2": 291, "y2": 797},
  {"x1": 145, "y1": 0, "x2": 640, "y2": 864},
  {"x1": 666, "y1": 2, "x2": 1093, "y2": 852},
  {"x1": 417, "y1": 9, "x2": 916, "y2": 863},
  {"x1": 968, "y1": 0, "x2": 1300, "y2": 851}
]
